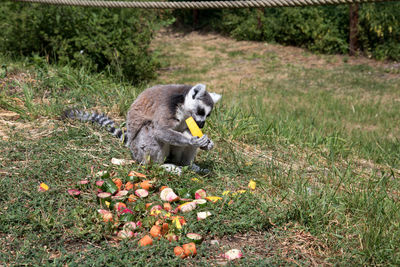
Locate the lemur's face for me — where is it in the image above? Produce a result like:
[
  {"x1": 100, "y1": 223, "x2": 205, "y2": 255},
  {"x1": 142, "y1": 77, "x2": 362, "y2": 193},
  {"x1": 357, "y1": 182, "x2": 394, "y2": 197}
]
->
[
  {"x1": 184, "y1": 84, "x2": 222, "y2": 129},
  {"x1": 192, "y1": 101, "x2": 212, "y2": 129}
]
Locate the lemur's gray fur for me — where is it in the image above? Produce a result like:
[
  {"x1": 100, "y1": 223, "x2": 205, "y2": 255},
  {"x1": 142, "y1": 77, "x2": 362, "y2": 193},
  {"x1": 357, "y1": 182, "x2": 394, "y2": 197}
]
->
[{"x1": 64, "y1": 84, "x2": 221, "y2": 174}]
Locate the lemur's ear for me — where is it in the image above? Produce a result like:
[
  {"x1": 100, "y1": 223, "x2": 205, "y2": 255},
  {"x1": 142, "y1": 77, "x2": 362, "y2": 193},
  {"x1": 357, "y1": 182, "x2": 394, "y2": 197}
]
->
[
  {"x1": 209, "y1": 92, "x2": 222, "y2": 104},
  {"x1": 188, "y1": 84, "x2": 206, "y2": 100}
]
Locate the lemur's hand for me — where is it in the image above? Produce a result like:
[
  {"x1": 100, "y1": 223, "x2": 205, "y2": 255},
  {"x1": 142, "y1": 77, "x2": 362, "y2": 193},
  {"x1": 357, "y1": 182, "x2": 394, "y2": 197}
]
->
[
  {"x1": 200, "y1": 138, "x2": 214, "y2": 150},
  {"x1": 190, "y1": 134, "x2": 210, "y2": 147}
]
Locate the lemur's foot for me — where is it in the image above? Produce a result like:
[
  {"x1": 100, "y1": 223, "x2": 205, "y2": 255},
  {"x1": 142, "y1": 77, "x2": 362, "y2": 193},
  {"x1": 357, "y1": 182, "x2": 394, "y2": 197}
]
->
[
  {"x1": 161, "y1": 163, "x2": 209, "y2": 175},
  {"x1": 191, "y1": 163, "x2": 210, "y2": 174},
  {"x1": 161, "y1": 163, "x2": 182, "y2": 176}
]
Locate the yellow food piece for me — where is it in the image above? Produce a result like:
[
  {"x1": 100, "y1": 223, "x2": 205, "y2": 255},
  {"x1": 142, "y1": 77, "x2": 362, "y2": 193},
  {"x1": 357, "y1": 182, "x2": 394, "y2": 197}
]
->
[
  {"x1": 205, "y1": 196, "x2": 222, "y2": 203},
  {"x1": 222, "y1": 190, "x2": 231, "y2": 196},
  {"x1": 39, "y1": 182, "x2": 49, "y2": 191},
  {"x1": 248, "y1": 180, "x2": 256, "y2": 190},
  {"x1": 172, "y1": 217, "x2": 182, "y2": 229},
  {"x1": 150, "y1": 209, "x2": 161, "y2": 216},
  {"x1": 232, "y1": 190, "x2": 246, "y2": 196},
  {"x1": 185, "y1": 117, "x2": 203, "y2": 137}
]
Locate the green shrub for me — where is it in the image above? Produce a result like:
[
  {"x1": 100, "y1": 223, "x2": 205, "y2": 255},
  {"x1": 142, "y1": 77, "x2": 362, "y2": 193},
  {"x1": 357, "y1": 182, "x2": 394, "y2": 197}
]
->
[
  {"x1": 174, "y1": 7, "x2": 348, "y2": 54},
  {"x1": 359, "y1": 3, "x2": 400, "y2": 60},
  {"x1": 173, "y1": 3, "x2": 400, "y2": 60},
  {"x1": 0, "y1": 3, "x2": 172, "y2": 83},
  {"x1": 220, "y1": 7, "x2": 348, "y2": 54}
]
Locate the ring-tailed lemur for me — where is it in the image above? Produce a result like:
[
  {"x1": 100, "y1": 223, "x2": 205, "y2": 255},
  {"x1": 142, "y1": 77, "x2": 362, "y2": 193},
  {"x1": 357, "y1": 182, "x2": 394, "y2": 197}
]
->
[{"x1": 64, "y1": 84, "x2": 221, "y2": 175}]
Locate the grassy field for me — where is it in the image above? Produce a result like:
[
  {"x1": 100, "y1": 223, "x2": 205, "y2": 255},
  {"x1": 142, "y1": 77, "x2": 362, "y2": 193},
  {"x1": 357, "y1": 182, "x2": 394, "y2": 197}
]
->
[{"x1": 1, "y1": 28, "x2": 400, "y2": 265}]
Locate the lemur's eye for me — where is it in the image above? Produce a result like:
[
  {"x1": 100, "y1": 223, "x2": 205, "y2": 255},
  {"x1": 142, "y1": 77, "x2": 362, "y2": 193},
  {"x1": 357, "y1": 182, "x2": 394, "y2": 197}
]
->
[{"x1": 197, "y1": 108, "x2": 205, "y2": 116}]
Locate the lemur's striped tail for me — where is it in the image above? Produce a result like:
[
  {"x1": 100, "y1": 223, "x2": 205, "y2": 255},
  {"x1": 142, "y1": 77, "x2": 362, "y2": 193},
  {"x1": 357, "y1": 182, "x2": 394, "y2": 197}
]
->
[{"x1": 63, "y1": 109, "x2": 130, "y2": 146}]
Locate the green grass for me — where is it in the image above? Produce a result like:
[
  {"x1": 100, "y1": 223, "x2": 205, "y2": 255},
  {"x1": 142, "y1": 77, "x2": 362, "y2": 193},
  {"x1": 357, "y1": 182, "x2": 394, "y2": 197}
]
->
[{"x1": 1, "y1": 31, "x2": 400, "y2": 265}]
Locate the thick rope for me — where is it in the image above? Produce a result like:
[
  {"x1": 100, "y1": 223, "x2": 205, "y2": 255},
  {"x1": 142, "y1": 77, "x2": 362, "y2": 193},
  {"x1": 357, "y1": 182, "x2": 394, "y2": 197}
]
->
[{"x1": 11, "y1": 0, "x2": 398, "y2": 9}]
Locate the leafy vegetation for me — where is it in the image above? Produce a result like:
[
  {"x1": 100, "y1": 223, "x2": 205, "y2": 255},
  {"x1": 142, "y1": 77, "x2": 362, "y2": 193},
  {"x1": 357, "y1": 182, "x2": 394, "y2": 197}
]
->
[
  {"x1": 174, "y1": 3, "x2": 400, "y2": 60},
  {"x1": 0, "y1": 2, "x2": 173, "y2": 83},
  {"x1": 358, "y1": 3, "x2": 400, "y2": 59}
]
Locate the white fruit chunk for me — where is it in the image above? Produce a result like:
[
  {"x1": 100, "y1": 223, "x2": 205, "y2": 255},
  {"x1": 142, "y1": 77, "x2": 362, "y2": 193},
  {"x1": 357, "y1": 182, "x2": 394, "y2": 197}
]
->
[{"x1": 222, "y1": 249, "x2": 243, "y2": 260}]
